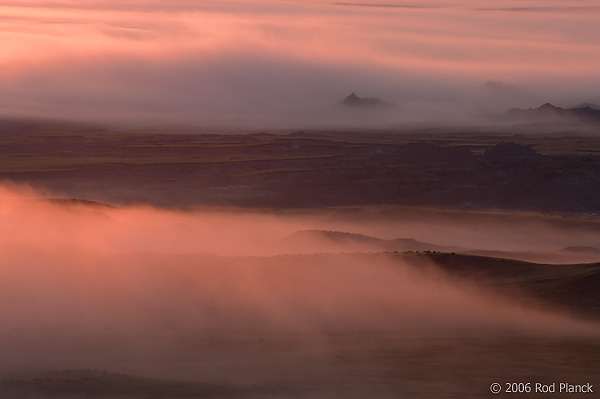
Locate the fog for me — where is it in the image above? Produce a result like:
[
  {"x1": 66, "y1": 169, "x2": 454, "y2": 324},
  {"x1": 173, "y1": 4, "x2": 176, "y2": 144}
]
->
[
  {"x1": 1, "y1": 0, "x2": 599, "y2": 127},
  {"x1": 0, "y1": 185, "x2": 597, "y2": 334},
  {"x1": 1, "y1": 182, "x2": 599, "y2": 397}
]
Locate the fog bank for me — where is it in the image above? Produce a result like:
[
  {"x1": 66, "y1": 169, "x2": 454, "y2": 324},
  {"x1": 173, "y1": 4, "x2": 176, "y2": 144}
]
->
[
  {"x1": 1, "y1": 182, "x2": 599, "y2": 398},
  {"x1": 1, "y1": 1, "x2": 599, "y2": 127}
]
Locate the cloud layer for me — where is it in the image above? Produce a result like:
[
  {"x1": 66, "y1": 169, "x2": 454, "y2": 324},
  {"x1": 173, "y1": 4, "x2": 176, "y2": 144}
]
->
[{"x1": 1, "y1": 1, "x2": 599, "y2": 126}]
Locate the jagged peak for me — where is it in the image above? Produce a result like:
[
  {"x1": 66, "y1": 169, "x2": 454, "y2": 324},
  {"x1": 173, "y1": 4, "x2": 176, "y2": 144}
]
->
[
  {"x1": 339, "y1": 92, "x2": 395, "y2": 108},
  {"x1": 538, "y1": 103, "x2": 561, "y2": 110}
]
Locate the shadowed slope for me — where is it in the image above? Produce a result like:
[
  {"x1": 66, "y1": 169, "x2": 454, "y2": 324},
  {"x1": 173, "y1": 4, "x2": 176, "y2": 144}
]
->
[{"x1": 422, "y1": 252, "x2": 600, "y2": 320}]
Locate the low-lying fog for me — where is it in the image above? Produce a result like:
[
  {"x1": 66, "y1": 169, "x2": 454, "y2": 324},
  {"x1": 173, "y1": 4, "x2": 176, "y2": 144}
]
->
[{"x1": 1, "y1": 182, "x2": 599, "y2": 398}]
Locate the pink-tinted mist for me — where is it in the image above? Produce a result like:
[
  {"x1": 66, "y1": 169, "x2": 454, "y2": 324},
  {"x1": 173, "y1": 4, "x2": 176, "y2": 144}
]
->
[{"x1": 0, "y1": 1, "x2": 599, "y2": 126}]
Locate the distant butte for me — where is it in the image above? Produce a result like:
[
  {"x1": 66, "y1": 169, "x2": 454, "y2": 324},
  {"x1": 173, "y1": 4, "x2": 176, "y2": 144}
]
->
[
  {"x1": 339, "y1": 92, "x2": 395, "y2": 108},
  {"x1": 506, "y1": 102, "x2": 600, "y2": 123},
  {"x1": 572, "y1": 102, "x2": 600, "y2": 110}
]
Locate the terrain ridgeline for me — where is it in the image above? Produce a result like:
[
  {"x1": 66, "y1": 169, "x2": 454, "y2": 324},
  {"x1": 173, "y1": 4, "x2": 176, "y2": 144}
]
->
[
  {"x1": 339, "y1": 92, "x2": 396, "y2": 109},
  {"x1": 506, "y1": 102, "x2": 600, "y2": 124}
]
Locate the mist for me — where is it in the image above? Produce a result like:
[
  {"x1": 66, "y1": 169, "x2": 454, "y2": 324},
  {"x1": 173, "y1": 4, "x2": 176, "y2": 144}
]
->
[
  {"x1": 1, "y1": 182, "x2": 599, "y2": 398},
  {"x1": 2, "y1": 2, "x2": 599, "y2": 394},
  {"x1": 0, "y1": 185, "x2": 597, "y2": 339},
  {"x1": 1, "y1": 0, "x2": 599, "y2": 127}
]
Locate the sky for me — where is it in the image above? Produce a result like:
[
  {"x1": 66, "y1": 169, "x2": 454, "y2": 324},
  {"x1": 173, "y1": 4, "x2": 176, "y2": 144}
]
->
[{"x1": 1, "y1": 0, "x2": 599, "y2": 127}]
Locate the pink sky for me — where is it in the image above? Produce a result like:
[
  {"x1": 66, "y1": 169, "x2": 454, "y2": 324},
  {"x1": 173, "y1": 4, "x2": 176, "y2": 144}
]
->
[{"x1": 1, "y1": 0, "x2": 599, "y2": 125}]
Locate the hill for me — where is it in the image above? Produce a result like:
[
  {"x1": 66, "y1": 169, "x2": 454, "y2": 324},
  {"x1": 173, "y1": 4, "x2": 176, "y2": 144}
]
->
[
  {"x1": 421, "y1": 252, "x2": 600, "y2": 320},
  {"x1": 506, "y1": 103, "x2": 600, "y2": 124},
  {"x1": 281, "y1": 230, "x2": 456, "y2": 253}
]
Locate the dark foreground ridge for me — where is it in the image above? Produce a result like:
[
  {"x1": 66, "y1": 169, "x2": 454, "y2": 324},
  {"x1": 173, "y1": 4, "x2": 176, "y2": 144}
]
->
[
  {"x1": 280, "y1": 230, "x2": 600, "y2": 320},
  {"x1": 420, "y1": 252, "x2": 600, "y2": 320},
  {"x1": 1, "y1": 121, "x2": 600, "y2": 212},
  {"x1": 0, "y1": 369, "x2": 287, "y2": 398}
]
